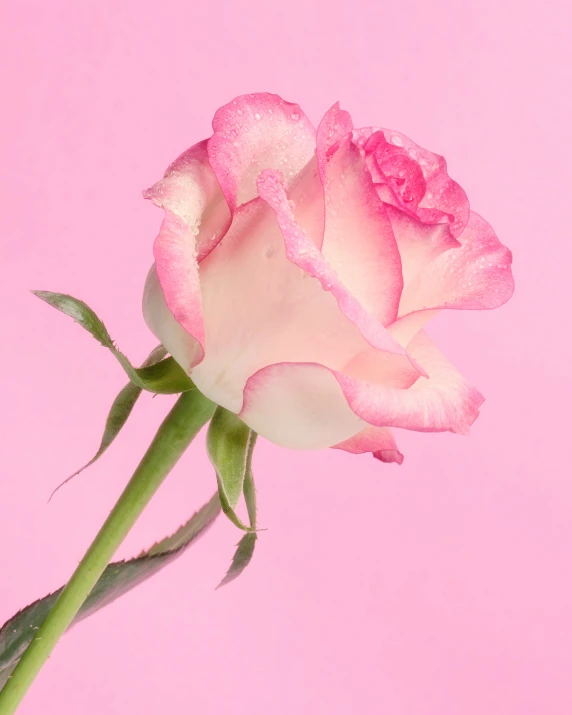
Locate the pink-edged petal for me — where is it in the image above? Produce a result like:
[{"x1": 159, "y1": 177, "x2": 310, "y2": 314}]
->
[
  {"x1": 354, "y1": 127, "x2": 470, "y2": 238},
  {"x1": 387, "y1": 204, "x2": 460, "y2": 295},
  {"x1": 397, "y1": 210, "x2": 514, "y2": 318},
  {"x1": 315, "y1": 106, "x2": 403, "y2": 324},
  {"x1": 319, "y1": 136, "x2": 404, "y2": 325},
  {"x1": 376, "y1": 129, "x2": 470, "y2": 237},
  {"x1": 378, "y1": 154, "x2": 427, "y2": 206},
  {"x1": 333, "y1": 426, "x2": 404, "y2": 464},
  {"x1": 149, "y1": 211, "x2": 206, "y2": 366},
  {"x1": 142, "y1": 264, "x2": 203, "y2": 372},
  {"x1": 334, "y1": 330, "x2": 485, "y2": 434},
  {"x1": 361, "y1": 131, "x2": 428, "y2": 209},
  {"x1": 143, "y1": 140, "x2": 232, "y2": 368},
  {"x1": 316, "y1": 102, "x2": 353, "y2": 181},
  {"x1": 256, "y1": 169, "x2": 424, "y2": 374},
  {"x1": 239, "y1": 362, "x2": 366, "y2": 449},
  {"x1": 144, "y1": 140, "x2": 230, "y2": 262},
  {"x1": 207, "y1": 93, "x2": 316, "y2": 211}
]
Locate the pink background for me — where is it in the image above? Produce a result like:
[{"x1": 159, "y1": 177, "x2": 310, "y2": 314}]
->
[{"x1": 1, "y1": 1, "x2": 571, "y2": 713}]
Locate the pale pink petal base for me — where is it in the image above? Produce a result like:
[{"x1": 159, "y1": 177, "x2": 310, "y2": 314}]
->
[
  {"x1": 151, "y1": 211, "x2": 206, "y2": 367},
  {"x1": 240, "y1": 362, "x2": 365, "y2": 449},
  {"x1": 142, "y1": 264, "x2": 203, "y2": 372}
]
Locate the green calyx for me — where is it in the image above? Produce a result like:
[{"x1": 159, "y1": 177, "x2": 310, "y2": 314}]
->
[
  {"x1": 207, "y1": 406, "x2": 258, "y2": 532},
  {"x1": 207, "y1": 407, "x2": 260, "y2": 588}
]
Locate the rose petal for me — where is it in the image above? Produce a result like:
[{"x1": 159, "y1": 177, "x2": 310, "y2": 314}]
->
[
  {"x1": 354, "y1": 127, "x2": 470, "y2": 237},
  {"x1": 147, "y1": 211, "x2": 206, "y2": 367},
  {"x1": 239, "y1": 362, "x2": 366, "y2": 449},
  {"x1": 377, "y1": 154, "x2": 427, "y2": 207},
  {"x1": 143, "y1": 141, "x2": 232, "y2": 368},
  {"x1": 316, "y1": 102, "x2": 353, "y2": 182},
  {"x1": 379, "y1": 129, "x2": 470, "y2": 237},
  {"x1": 319, "y1": 135, "x2": 404, "y2": 325},
  {"x1": 334, "y1": 330, "x2": 485, "y2": 434},
  {"x1": 397, "y1": 210, "x2": 515, "y2": 318},
  {"x1": 207, "y1": 93, "x2": 316, "y2": 211},
  {"x1": 333, "y1": 426, "x2": 404, "y2": 464},
  {"x1": 387, "y1": 204, "x2": 460, "y2": 296},
  {"x1": 144, "y1": 140, "x2": 230, "y2": 262},
  {"x1": 359, "y1": 131, "x2": 428, "y2": 211},
  {"x1": 142, "y1": 264, "x2": 203, "y2": 372}
]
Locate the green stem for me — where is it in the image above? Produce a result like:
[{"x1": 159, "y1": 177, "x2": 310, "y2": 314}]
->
[{"x1": 0, "y1": 390, "x2": 215, "y2": 715}]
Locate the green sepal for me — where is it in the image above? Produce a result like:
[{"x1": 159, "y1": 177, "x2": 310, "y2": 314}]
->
[
  {"x1": 215, "y1": 427, "x2": 259, "y2": 588},
  {"x1": 242, "y1": 444, "x2": 258, "y2": 529},
  {"x1": 207, "y1": 407, "x2": 257, "y2": 531},
  {"x1": 0, "y1": 495, "x2": 221, "y2": 690},
  {"x1": 32, "y1": 291, "x2": 194, "y2": 394}
]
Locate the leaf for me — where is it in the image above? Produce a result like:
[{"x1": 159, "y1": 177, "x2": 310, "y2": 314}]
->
[
  {"x1": 32, "y1": 291, "x2": 194, "y2": 394},
  {"x1": 216, "y1": 533, "x2": 257, "y2": 589},
  {"x1": 0, "y1": 495, "x2": 221, "y2": 690},
  {"x1": 50, "y1": 345, "x2": 168, "y2": 499},
  {"x1": 207, "y1": 408, "x2": 256, "y2": 531}
]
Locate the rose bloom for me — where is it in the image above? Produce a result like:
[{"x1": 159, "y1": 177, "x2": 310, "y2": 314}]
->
[{"x1": 143, "y1": 93, "x2": 514, "y2": 462}]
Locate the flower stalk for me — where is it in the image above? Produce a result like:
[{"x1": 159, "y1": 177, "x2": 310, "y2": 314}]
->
[{"x1": 0, "y1": 389, "x2": 215, "y2": 715}]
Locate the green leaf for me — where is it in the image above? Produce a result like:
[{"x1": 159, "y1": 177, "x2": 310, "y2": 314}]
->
[
  {"x1": 207, "y1": 407, "x2": 256, "y2": 531},
  {"x1": 0, "y1": 495, "x2": 221, "y2": 690},
  {"x1": 32, "y1": 291, "x2": 194, "y2": 394},
  {"x1": 216, "y1": 533, "x2": 257, "y2": 589},
  {"x1": 49, "y1": 345, "x2": 168, "y2": 499}
]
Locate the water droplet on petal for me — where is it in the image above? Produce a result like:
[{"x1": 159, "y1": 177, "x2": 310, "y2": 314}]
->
[{"x1": 254, "y1": 113, "x2": 261, "y2": 121}]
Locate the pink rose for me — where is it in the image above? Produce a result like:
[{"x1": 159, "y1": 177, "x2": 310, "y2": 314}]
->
[{"x1": 143, "y1": 93, "x2": 514, "y2": 461}]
